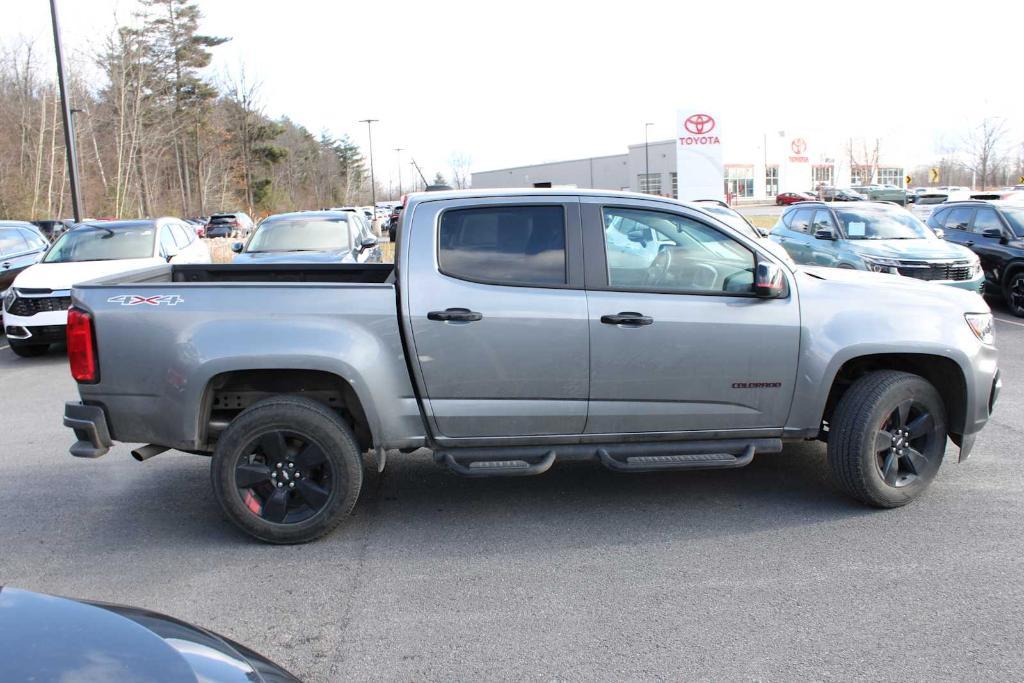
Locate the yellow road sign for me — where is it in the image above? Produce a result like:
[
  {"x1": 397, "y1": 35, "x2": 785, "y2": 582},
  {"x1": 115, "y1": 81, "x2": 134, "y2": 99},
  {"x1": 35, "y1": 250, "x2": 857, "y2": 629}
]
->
[
  {"x1": 905, "y1": 175, "x2": 912, "y2": 185},
  {"x1": 1019, "y1": 175, "x2": 1024, "y2": 184},
  {"x1": 929, "y1": 168, "x2": 940, "y2": 184}
]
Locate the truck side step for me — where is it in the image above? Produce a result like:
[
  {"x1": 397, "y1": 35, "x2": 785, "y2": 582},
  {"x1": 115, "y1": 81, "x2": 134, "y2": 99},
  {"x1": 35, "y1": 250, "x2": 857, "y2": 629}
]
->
[
  {"x1": 440, "y1": 451, "x2": 556, "y2": 477},
  {"x1": 433, "y1": 439, "x2": 778, "y2": 478},
  {"x1": 597, "y1": 445, "x2": 755, "y2": 472}
]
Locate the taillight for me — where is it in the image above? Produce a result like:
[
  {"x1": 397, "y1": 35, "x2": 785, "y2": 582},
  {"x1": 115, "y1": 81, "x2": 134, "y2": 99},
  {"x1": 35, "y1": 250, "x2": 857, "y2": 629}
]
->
[{"x1": 67, "y1": 307, "x2": 98, "y2": 383}]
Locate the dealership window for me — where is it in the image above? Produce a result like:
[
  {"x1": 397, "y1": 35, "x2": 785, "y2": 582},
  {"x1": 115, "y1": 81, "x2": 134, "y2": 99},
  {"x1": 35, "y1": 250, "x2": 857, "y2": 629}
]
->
[
  {"x1": 877, "y1": 167, "x2": 905, "y2": 187},
  {"x1": 850, "y1": 166, "x2": 870, "y2": 185},
  {"x1": 765, "y1": 166, "x2": 778, "y2": 196},
  {"x1": 438, "y1": 205, "x2": 567, "y2": 286},
  {"x1": 725, "y1": 166, "x2": 753, "y2": 198},
  {"x1": 671, "y1": 173, "x2": 678, "y2": 198},
  {"x1": 639, "y1": 173, "x2": 661, "y2": 195},
  {"x1": 812, "y1": 165, "x2": 833, "y2": 188}
]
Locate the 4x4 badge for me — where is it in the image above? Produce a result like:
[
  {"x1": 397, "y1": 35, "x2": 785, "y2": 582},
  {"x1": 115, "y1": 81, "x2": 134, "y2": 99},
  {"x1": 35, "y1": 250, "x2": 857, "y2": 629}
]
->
[{"x1": 107, "y1": 294, "x2": 184, "y2": 306}]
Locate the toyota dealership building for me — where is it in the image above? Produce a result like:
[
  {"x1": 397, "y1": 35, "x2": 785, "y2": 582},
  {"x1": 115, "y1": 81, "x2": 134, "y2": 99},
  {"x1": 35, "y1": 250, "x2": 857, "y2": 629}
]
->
[{"x1": 471, "y1": 119, "x2": 906, "y2": 202}]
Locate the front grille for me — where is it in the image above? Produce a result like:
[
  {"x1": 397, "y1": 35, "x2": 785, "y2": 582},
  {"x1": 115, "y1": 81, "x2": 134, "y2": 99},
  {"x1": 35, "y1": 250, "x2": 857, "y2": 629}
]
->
[
  {"x1": 25, "y1": 324, "x2": 67, "y2": 343},
  {"x1": 897, "y1": 262, "x2": 972, "y2": 282},
  {"x1": 6, "y1": 295, "x2": 71, "y2": 317}
]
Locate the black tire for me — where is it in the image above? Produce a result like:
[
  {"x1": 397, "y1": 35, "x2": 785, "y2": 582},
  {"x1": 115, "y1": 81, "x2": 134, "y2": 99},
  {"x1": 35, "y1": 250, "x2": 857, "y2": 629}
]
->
[
  {"x1": 828, "y1": 370, "x2": 947, "y2": 508},
  {"x1": 1003, "y1": 271, "x2": 1024, "y2": 317},
  {"x1": 211, "y1": 395, "x2": 363, "y2": 544},
  {"x1": 9, "y1": 341, "x2": 48, "y2": 357}
]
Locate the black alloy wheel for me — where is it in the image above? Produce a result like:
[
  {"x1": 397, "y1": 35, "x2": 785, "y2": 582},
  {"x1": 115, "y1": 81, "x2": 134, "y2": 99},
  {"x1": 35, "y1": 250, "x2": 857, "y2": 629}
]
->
[
  {"x1": 873, "y1": 399, "x2": 940, "y2": 488},
  {"x1": 211, "y1": 395, "x2": 363, "y2": 543},
  {"x1": 828, "y1": 370, "x2": 946, "y2": 508},
  {"x1": 235, "y1": 430, "x2": 334, "y2": 524},
  {"x1": 1005, "y1": 273, "x2": 1024, "y2": 317}
]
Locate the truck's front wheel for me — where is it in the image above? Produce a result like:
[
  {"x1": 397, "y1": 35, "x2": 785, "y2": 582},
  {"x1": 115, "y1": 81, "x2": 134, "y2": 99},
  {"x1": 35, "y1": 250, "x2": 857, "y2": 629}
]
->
[
  {"x1": 828, "y1": 371, "x2": 947, "y2": 508},
  {"x1": 211, "y1": 396, "x2": 363, "y2": 544}
]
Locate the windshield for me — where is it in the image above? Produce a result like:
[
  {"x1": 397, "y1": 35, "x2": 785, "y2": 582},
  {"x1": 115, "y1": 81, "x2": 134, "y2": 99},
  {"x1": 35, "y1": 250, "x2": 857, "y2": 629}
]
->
[
  {"x1": 246, "y1": 219, "x2": 350, "y2": 252},
  {"x1": 43, "y1": 225, "x2": 155, "y2": 262},
  {"x1": 835, "y1": 208, "x2": 933, "y2": 240},
  {"x1": 1002, "y1": 206, "x2": 1024, "y2": 237}
]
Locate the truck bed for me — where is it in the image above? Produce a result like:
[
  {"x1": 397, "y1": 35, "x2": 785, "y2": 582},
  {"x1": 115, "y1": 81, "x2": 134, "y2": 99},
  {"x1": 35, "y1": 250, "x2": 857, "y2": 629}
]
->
[
  {"x1": 83, "y1": 262, "x2": 395, "y2": 286},
  {"x1": 71, "y1": 260, "x2": 423, "y2": 452}
]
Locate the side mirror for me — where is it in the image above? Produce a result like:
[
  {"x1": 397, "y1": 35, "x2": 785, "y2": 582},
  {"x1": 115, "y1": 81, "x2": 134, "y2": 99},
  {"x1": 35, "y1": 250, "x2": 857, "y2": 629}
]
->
[
  {"x1": 981, "y1": 227, "x2": 1003, "y2": 239},
  {"x1": 626, "y1": 230, "x2": 648, "y2": 247},
  {"x1": 753, "y1": 260, "x2": 786, "y2": 298},
  {"x1": 932, "y1": 228, "x2": 945, "y2": 240},
  {"x1": 231, "y1": 242, "x2": 244, "y2": 253},
  {"x1": 358, "y1": 235, "x2": 378, "y2": 251},
  {"x1": 813, "y1": 227, "x2": 836, "y2": 240}
]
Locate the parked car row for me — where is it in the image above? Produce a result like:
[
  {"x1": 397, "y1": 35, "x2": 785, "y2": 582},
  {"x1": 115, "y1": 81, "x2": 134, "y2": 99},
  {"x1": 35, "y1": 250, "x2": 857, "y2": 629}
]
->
[
  {"x1": 3, "y1": 217, "x2": 211, "y2": 357},
  {"x1": 770, "y1": 201, "x2": 984, "y2": 293}
]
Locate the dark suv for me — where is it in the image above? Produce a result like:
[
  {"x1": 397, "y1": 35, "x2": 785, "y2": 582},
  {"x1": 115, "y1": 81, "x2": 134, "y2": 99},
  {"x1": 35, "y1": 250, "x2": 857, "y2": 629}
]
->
[
  {"x1": 0, "y1": 222, "x2": 49, "y2": 296},
  {"x1": 927, "y1": 200, "x2": 1024, "y2": 315}
]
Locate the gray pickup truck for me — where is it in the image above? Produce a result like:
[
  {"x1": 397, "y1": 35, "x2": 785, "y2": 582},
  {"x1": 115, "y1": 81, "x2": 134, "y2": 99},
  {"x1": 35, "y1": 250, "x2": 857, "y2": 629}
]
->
[{"x1": 63, "y1": 189, "x2": 1001, "y2": 543}]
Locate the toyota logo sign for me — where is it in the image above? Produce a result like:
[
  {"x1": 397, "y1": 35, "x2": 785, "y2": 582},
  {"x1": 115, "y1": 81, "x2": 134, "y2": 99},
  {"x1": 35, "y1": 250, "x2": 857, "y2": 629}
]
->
[
  {"x1": 791, "y1": 138, "x2": 807, "y2": 155},
  {"x1": 684, "y1": 114, "x2": 715, "y2": 135}
]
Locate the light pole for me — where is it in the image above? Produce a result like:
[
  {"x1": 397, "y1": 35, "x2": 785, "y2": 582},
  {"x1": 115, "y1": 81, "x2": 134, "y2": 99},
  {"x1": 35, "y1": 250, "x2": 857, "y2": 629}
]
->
[
  {"x1": 644, "y1": 122, "x2": 654, "y2": 193},
  {"x1": 49, "y1": 0, "x2": 83, "y2": 222},
  {"x1": 394, "y1": 147, "x2": 404, "y2": 198},
  {"x1": 359, "y1": 119, "x2": 378, "y2": 207}
]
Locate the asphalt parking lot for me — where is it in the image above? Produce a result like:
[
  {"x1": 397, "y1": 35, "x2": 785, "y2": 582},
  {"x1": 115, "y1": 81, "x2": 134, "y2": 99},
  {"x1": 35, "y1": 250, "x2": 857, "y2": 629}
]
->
[{"x1": 2, "y1": 298, "x2": 1023, "y2": 681}]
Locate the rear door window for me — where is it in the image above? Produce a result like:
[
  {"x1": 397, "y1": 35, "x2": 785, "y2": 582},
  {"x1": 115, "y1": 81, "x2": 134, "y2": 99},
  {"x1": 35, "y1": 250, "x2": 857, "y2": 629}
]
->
[
  {"x1": 944, "y1": 207, "x2": 974, "y2": 230},
  {"x1": 159, "y1": 226, "x2": 179, "y2": 257},
  {"x1": 789, "y1": 209, "x2": 814, "y2": 234},
  {"x1": 170, "y1": 223, "x2": 192, "y2": 249},
  {"x1": 439, "y1": 205, "x2": 566, "y2": 286}
]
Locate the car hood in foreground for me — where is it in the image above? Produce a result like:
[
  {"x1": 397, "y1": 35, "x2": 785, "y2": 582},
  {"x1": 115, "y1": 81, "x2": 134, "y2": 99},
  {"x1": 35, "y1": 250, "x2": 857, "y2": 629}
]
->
[
  {"x1": 0, "y1": 586, "x2": 299, "y2": 682},
  {"x1": 846, "y1": 238, "x2": 974, "y2": 261},
  {"x1": 12, "y1": 258, "x2": 162, "y2": 291},
  {"x1": 233, "y1": 249, "x2": 354, "y2": 264}
]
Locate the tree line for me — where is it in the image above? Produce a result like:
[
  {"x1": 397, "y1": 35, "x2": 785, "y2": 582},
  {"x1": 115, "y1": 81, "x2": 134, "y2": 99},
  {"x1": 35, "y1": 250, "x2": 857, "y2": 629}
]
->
[{"x1": 0, "y1": 0, "x2": 368, "y2": 222}]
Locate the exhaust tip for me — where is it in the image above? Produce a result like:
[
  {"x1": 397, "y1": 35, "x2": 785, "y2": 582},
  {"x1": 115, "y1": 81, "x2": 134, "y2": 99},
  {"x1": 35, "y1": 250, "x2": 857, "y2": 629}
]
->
[{"x1": 131, "y1": 444, "x2": 169, "y2": 462}]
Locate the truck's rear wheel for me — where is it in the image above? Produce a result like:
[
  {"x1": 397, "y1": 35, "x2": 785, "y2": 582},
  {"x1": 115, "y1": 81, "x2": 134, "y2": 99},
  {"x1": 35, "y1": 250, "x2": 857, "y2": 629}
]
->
[
  {"x1": 827, "y1": 370, "x2": 946, "y2": 508},
  {"x1": 211, "y1": 395, "x2": 363, "y2": 544}
]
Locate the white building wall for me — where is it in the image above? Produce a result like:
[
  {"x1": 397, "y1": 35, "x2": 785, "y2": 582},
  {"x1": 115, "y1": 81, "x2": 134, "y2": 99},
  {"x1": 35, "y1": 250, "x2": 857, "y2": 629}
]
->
[{"x1": 471, "y1": 155, "x2": 629, "y2": 191}]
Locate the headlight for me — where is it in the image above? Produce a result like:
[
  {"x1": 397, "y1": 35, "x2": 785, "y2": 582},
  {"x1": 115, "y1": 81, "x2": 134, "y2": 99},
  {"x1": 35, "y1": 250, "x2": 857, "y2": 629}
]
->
[
  {"x1": 861, "y1": 256, "x2": 901, "y2": 274},
  {"x1": 3, "y1": 289, "x2": 15, "y2": 311},
  {"x1": 965, "y1": 313, "x2": 994, "y2": 345},
  {"x1": 969, "y1": 257, "x2": 982, "y2": 277}
]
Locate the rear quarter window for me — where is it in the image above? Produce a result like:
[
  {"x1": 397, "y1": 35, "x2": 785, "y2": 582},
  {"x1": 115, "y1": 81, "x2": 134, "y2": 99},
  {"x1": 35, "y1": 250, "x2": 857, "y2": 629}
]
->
[{"x1": 438, "y1": 205, "x2": 566, "y2": 287}]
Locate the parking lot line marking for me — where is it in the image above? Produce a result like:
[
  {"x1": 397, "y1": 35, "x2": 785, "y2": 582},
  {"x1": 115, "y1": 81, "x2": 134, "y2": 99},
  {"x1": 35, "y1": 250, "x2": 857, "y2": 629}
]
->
[
  {"x1": 994, "y1": 316, "x2": 1024, "y2": 328},
  {"x1": 0, "y1": 345, "x2": 8, "y2": 351}
]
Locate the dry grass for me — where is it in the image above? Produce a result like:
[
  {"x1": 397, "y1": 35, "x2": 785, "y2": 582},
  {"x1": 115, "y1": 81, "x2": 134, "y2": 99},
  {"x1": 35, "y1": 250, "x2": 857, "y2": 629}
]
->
[
  {"x1": 746, "y1": 215, "x2": 778, "y2": 230},
  {"x1": 207, "y1": 238, "x2": 236, "y2": 264}
]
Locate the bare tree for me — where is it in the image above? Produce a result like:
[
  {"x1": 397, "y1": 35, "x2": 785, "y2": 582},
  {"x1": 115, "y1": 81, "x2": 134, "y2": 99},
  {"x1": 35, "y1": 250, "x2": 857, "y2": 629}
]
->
[
  {"x1": 449, "y1": 152, "x2": 472, "y2": 189},
  {"x1": 846, "y1": 138, "x2": 880, "y2": 185},
  {"x1": 963, "y1": 117, "x2": 1008, "y2": 190}
]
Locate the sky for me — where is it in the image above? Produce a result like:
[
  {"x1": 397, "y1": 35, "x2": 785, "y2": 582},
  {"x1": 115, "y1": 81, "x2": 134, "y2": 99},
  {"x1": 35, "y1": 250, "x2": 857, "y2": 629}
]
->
[{"x1": 5, "y1": 0, "x2": 1022, "y2": 190}]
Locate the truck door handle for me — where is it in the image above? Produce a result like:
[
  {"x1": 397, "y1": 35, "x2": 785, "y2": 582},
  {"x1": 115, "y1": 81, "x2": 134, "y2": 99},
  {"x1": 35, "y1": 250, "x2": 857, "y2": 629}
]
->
[
  {"x1": 427, "y1": 308, "x2": 482, "y2": 322},
  {"x1": 964, "y1": 241, "x2": 974, "y2": 247},
  {"x1": 601, "y1": 312, "x2": 653, "y2": 326},
  {"x1": 1, "y1": 262, "x2": 10, "y2": 269}
]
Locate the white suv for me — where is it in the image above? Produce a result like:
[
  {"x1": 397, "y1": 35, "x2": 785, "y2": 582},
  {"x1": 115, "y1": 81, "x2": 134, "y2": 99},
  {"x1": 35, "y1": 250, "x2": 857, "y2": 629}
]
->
[{"x1": 3, "y1": 217, "x2": 209, "y2": 357}]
